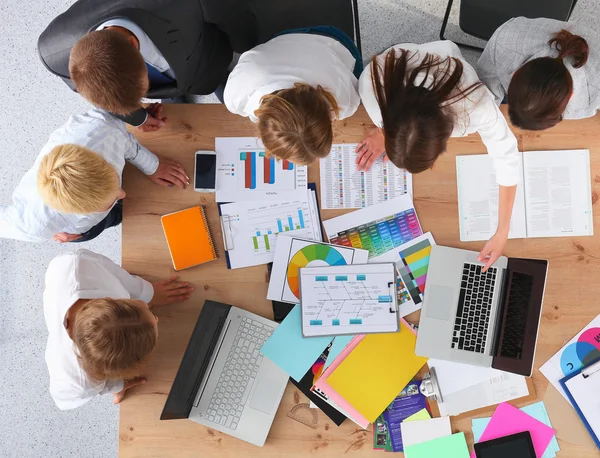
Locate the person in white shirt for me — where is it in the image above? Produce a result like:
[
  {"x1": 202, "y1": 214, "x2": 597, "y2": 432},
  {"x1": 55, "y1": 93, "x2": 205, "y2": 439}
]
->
[
  {"x1": 0, "y1": 108, "x2": 188, "y2": 243},
  {"x1": 224, "y1": 31, "x2": 361, "y2": 165},
  {"x1": 44, "y1": 249, "x2": 194, "y2": 410},
  {"x1": 357, "y1": 41, "x2": 520, "y2": 271}
]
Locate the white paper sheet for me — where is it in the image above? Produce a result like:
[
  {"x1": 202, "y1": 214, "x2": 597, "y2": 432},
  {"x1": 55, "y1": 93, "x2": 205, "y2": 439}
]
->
[
  {"x1": 215, "y1": 137, "x2": 308, "y2": 202},
  {"x1": 428, "y1": 359, "x2": 508, "y2": 397},
  {"x1": 220, "y1": 191, "x2": 322, "y2": 269},
  {"x1": 400, "y1": 417, "x2": 452, "y2": 448},
  {"x1": 437, "y1": 371, "x2": 529, "y2": 417},
  {"x1": 319, "y1": 143, "x2": 412, "y2": 209},
  {"x1": 299, "y1": 263, "x2": 398, "y2": 337},
  {"x1": 456, "y1": 154, "x2": 527, "y2": 242},
  {"x1": 523, "y1": 149, "x2": 593, "y2": 238}
]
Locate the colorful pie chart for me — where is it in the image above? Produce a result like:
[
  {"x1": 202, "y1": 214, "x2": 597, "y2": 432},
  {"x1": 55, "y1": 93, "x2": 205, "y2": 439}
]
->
[{"x1": 286, "y1": 244, "x2": 347, "y2": 299}]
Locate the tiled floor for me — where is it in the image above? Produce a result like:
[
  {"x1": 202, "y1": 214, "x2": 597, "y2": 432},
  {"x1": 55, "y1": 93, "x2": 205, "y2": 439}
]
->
[{"x1": 0, "y1": 0, "x2": 597, "y2": 456}]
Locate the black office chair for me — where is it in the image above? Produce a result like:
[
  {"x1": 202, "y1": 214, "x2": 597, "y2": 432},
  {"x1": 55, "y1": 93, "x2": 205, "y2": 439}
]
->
[
  {"x1": 440, "y1": 0, "x2": 578, "y2": 52},
  {"x1": 248, "y1": 0, "x2": 361, "y2": 56}
]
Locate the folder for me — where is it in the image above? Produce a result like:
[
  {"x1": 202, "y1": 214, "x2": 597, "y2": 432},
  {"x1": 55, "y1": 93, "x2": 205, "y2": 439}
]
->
[
  {"x1": 560, "y1": 357, "x2": 600, "y2": 450},
  {"x1": 326, "y1": 319, "x2": 428, "y2": 422},
  {"x1": 161, "y1": 206, "x2": 217, "y2": 271}
]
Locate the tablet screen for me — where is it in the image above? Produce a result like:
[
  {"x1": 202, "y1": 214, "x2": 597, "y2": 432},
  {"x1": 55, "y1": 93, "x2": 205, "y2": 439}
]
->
[{"x1": 474, "y1": 431, "x2": 536, "y2": 458}]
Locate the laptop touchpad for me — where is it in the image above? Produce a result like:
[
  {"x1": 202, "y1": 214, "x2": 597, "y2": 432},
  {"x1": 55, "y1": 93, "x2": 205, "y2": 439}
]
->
[
  {"x1": 249, "y1": 375, "x2": 279, "y2": 415},
  {"x1": 425, "y1": 286, "x2": 454, "y2": 320}
]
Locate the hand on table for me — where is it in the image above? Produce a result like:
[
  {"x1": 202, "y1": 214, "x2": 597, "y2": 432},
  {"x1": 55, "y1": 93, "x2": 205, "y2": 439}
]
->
[
  {"x1": 478, "y1": 231, "x2": 509, "y2": 272},
  {"x1": 148, "y1": 159, "x2": 190, "y2": 189},
  {"x1": 113, "y1": 377, "x2": 147, "y2": 405},
  {"x1": 138, "y1": 103, "x2": 167, "y2": 132},
  {"x1": 53, "y1": 232, "x2": 82, "y2": 243},
  {"x1": 149, "y1": 276, "x2": 194, "y2": 307},
  {"x1": 356, "y1": 127, "x2": 387, "y2": 171}
]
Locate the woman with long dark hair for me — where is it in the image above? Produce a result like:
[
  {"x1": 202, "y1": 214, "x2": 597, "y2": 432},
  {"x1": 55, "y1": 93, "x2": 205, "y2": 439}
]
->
[
  {"x1": 477, "y1": 17, "x2": 598, "y2": 130},
  {"x1": 357, "y1": 41, "x2": 519, "y2": 270}
]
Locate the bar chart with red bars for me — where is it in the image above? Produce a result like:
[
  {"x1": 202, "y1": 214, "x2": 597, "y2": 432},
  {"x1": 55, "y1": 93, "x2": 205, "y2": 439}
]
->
[{"x1": 240, "y1": 151, "x2": 295, "y2": 189}]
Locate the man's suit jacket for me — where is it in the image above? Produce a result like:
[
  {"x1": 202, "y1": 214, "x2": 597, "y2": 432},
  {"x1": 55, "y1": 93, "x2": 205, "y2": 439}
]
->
[{"x1": 38, "y1": 0, "x2": 257, "y2": 126}]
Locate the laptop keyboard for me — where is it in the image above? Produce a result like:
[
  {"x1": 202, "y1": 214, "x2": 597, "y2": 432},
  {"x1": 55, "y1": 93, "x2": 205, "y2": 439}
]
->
[
  {"x1": 205, "y1": 317, "x2": 275, "y2": 430},
  {"x1": 499, "y1": 272, "x2": 534, "y2": 359},
  {"x1": 451, "y1": 263, "x2": 497, "y2": 353}
]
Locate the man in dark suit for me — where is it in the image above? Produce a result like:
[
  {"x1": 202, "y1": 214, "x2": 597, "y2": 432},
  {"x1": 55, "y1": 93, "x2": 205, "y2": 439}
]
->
[{"x1": 38, "y1": 0, "x2": 257, "y2": 131}]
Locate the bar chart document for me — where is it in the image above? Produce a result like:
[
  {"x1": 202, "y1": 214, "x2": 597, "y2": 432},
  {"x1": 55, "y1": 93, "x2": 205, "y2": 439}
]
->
[
  {"x1": 299, "y1": 263, "x2": 399, "y2": 337},
  {"x1": 457, "y1": 150, "x2": 593, "y2": 241},
  {"x1": 320, "y1": 143, "x2": 412, "y2": 209},
  {"x1": 215, "y1": 137, "x2": 308, "y2": 202},
  {"x1": 220, "y1": 190, "x2": 322, "y2": 269}
]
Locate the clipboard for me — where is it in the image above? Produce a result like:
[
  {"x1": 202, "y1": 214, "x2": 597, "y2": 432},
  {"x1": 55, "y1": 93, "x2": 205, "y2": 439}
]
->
[
  {"x1": 559, "y1": 357, "x2": 600, "y2": 450},
  {"x1": 218, "y1": 183, "x2": 321, "y2": 269}
]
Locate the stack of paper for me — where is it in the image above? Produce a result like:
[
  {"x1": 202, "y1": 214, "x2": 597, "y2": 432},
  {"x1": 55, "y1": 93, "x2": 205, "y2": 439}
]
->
[
  {"x1": 470, "y1": 403, "x2": 556, "y2": 458},
  {"x1": 401, "y1": 416, "x2": 452, "y2": 448},
  {"x1": 472, "y1": 402, "x2": 560, "y2": 458}
]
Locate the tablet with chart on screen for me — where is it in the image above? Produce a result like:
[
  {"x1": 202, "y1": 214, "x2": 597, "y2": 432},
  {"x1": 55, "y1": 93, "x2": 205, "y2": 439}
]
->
[{"x1": 215, "y1": 137, "x2": 308, "y2": 202}]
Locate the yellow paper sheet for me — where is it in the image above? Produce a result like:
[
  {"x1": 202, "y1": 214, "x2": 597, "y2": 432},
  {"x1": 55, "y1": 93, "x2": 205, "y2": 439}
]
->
[
  {"x1": 327, "y1": 321, "x2": 428, "y2": 422},
  {"x1": 404, "y1": 408, "x2": 431, "y2": 422}
]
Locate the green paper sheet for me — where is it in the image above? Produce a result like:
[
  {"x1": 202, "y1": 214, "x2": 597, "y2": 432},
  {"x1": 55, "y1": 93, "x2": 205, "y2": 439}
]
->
[
  {"x1": 404, "y1": 408, "x2": 431, "y2": 422},
  {"x1": 404, "y1": 432, "x2": 469, "y2": 458}
]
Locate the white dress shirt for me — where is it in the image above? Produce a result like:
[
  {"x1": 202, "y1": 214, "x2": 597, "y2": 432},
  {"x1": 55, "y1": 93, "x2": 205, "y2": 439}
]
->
[
  {"x1": 0, "y1": 108, "x2": 159, "y2": 242},
  {"x1": 97, "y1": 18, "x2": 176, "y2": 79},
  {"x1": 44, "y1": 249, "x2": 154, "y2": 410},
  {"x1": 359, "y1": 41, "x2": 520, "y2": 187},
  {"x1": 224, "y1": 34, "x2": 360, "y2": 122}
]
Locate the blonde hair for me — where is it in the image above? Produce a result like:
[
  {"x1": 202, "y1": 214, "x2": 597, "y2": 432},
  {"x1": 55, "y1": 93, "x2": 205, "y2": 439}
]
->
[
  {"x1": 255, "y1": 83, "x2": 340, "y2": 165},
  {"x1": 37, "y1": 144, "x2": 120, "y2": 214},
  {"x1": 69, "y1": 30, "x2": 148, "y2": 115},
  {"x1": 73, "y1": 298, "x2": 157, "y2": 382}
]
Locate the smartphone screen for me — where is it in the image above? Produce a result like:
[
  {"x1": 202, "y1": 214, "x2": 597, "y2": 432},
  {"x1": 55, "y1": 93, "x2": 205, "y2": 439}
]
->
[{"x1": 195, "y1": 153, "x2": 216, "y2": 190}]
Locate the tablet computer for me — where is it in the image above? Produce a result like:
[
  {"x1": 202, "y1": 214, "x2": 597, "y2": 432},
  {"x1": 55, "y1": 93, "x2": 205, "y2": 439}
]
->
[{"x1": 474, "y1": 431, "x2": 536, "y2": 458}]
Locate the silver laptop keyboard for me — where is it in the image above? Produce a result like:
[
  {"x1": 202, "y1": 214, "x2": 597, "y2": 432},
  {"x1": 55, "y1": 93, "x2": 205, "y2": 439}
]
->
[
  {"x1": 205, "y1": 317, "x2": 275, "y2": 430},
  {"x1": 451, "y1": 263, "x2": 497, "y2": 354}
]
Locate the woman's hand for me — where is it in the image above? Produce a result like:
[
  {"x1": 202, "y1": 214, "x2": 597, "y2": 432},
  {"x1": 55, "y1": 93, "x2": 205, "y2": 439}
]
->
[
  {"x1": 149, "y1": 276, "x2": 194, "y2": 306},
  {"x1": 478, "y1": 230, "x2": 509, "y2": 272},
  {"x1": 356, "y1": 127, "x2": 387, "y2": 171},
  {"x1": 113, "y1": 377, "x2": 147, "y2": 404}
]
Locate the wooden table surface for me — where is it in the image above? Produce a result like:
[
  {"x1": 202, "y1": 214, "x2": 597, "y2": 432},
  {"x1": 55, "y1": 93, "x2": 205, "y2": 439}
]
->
[{"x1": 120, "y1": 104, "x2": 600, "y2": 457}]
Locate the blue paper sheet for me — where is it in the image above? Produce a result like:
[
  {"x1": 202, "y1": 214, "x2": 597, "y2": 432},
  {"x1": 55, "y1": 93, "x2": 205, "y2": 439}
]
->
[
  {"x1": 472, "y1": 402, "x2": 559, "y2": 458},
  {"x1": 323, "y1": 335, "x2": 355, "y2": 370},
  {"x1": 260, "y1": 305, "x2": 332, "y2": 381}
]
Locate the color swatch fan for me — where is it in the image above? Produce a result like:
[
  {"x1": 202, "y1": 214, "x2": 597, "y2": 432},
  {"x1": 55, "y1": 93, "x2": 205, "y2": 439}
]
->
[
  {"x1": 396, "y1": 233, "x2": 436, "y2": 304},
  {"x1": 267, "y1": 236, "x2": 369, "y2": 304}
]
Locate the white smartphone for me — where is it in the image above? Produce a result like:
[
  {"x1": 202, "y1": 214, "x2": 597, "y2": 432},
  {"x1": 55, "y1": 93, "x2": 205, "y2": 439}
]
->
[{"x1": 194, "y1": 150, "x2": 217, "y2": 192}]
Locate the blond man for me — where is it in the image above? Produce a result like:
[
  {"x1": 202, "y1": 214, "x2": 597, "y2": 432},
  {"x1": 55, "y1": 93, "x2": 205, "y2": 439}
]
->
[
  {"x1": 0, "y1": 108, "x2": 188, "y2": 243},
  {"x1": 43, "y1": 249, "x2": 194, "y2": 409}
]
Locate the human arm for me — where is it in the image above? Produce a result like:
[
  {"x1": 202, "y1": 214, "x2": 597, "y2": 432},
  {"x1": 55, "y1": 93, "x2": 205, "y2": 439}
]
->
[
  {"x1": 111, "y1": 104, "x2": 167, "y2": 132},
  {"x1": 200, "y1": 0, "x2": 257, "y2": 53},
  {"x1": 478, "y1": 184, "x2": 517, "y2": 271},
  {"x1": 476, "y1": 24, "x2": 509, "y2": 106},
  {"x1": 113, "y1": 377, "x2": 146, "y2": 404},
  {"x1": 49, "y1": 376, "x2": 124, "y2": 411}
]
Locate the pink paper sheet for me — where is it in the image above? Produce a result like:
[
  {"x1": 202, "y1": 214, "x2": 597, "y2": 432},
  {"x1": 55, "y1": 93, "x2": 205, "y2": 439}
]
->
[
  {"x1": 314, "y1": 335, "x2": 369, "y2": 428},
  {"x1": 470, "y1": 402, "x2": 556, "y2": 458}
]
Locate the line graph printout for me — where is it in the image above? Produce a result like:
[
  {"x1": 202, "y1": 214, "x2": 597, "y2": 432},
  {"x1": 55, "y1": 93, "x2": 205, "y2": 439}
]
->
[
  {"x1": 299, "y1": 263, "x2": 399, "y2": 337},
  {"x1": 320, "y1": 143, "x2": 412, "y2": 209},
  {"x1": 216, "y1": 137, "x2": 308, "y2": 202}
]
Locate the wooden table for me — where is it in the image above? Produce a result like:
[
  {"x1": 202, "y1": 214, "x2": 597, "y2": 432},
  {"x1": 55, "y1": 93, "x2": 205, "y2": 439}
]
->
[{"x1": 121, "y1": 104, "x2": 600, "y2": 457}]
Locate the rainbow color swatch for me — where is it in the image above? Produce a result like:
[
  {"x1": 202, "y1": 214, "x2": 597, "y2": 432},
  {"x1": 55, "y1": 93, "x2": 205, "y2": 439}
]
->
[
  {"x1": 286, "y1": 244, "x2": 347, "y2": 299},
  {"x1": 328, "y1": 209, "x2": 422, "y2": 258}
]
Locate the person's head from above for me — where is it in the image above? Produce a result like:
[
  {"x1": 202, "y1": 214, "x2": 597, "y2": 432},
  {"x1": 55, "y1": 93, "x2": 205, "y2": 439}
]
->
[
  {"x1": 372, "y1": 49, "x2": 482, "y2": 173},
  {"x1": 69, "y1": 28, "x2": 148, "y2": 115},
  {"x1": 254, "y1": 83, "x2": 340, "y2": 165},
  {"x1": 71, "y1": 298, "x2": 158, "y2": 381},
  {"x1": 37, "y1": 144, "x2": 126, "y2": 215},
  {"x1": 508, "y1": 29, "x2": 588, "y2": 131}
]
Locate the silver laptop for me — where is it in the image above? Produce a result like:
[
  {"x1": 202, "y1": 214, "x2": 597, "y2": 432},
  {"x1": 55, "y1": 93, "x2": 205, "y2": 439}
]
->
[
  {"x1": 416, "y1": 246, "x2": 547, "y2": 376},
  {"x1": 161, "y1": 300, "x2": 288, "y2": 446}
]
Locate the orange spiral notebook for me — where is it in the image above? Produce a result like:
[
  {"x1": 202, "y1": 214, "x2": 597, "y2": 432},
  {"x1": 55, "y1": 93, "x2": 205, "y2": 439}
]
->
[{"x1": 161, "y1": 206, "x2": 218, "y2": 271}]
